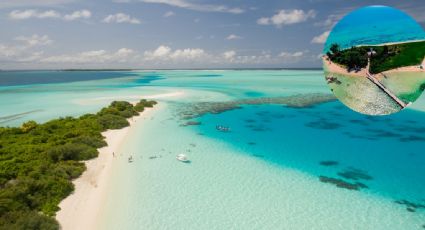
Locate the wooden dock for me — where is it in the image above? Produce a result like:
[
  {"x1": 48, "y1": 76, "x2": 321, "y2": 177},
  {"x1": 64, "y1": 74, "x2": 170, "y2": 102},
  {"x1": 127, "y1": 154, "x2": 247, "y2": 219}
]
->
[{"x1": 365, "y1": 72, "x2": 407, "y2": 108}]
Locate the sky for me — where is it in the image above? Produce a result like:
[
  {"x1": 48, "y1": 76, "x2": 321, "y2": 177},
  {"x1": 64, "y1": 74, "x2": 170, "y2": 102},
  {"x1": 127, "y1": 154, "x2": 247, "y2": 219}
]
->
[{"x1": 0, "y1": 0, "x2": 424, "y2": 69}]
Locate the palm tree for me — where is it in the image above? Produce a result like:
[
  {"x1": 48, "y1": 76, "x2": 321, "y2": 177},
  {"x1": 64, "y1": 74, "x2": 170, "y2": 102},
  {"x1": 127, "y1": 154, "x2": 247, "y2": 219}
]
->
[{"x1": 330, "y1": 43, "x2": 340, "y2": 55}]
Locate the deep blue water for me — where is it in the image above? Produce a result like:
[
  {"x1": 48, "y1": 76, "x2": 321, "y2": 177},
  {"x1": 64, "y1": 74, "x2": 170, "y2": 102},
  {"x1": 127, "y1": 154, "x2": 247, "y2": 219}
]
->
[
  {"x1": 196, "y1": 101, "x2": 425, "y2": 212},
  {"x1": 0, "y1": 71, "x2": 138, "y2": 86},
  {"x1": 134, "y1": 75, "x2": 166, "y2": 84}
]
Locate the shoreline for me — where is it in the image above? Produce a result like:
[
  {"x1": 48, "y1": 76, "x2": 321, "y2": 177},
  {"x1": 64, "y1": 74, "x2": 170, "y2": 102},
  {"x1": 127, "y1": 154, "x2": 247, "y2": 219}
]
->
[
  {"x1": 382, "y1": 58, "x2": 425, "y2": 74},
  {"x1": 354, "y1": 39, "x2": 425, "y2": 49},
  {"x1": 55, "y1": 105, "x2": 158, "y2": 230},
  {"x1": 323, "y1": 56, "x2": 424, "y2": 77},
  {"x1": 322, "y1": 56, "x2": 366, "y2": 77}
]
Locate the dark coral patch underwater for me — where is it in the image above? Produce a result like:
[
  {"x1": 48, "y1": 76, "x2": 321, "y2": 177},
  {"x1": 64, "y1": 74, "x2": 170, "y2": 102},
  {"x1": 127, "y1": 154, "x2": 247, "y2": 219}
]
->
[
  {"x1": 175, "y1": 93, "x2": 336, "y2": 119},
  {"x1": 305, "y1": 118, "x2": 342, "y2": 130},
  {"x1": 319, "y1": 176, "x2": 368, "y2": 191},
  {"x1": 319, "y1": 161, "x2": 339, "y2": 166},
  {"x1": 337, "y1": 167, "x2": 373, "y2": 181},
  {"x1": 394, "y1": 199, "x2": 425, "y2": 213}
]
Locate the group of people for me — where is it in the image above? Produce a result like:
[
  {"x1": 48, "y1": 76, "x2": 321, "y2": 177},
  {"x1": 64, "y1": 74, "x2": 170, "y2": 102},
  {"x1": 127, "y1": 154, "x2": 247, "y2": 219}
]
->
[{"x1": 112, "y1": 152, "x2": 133, "y2": 163}]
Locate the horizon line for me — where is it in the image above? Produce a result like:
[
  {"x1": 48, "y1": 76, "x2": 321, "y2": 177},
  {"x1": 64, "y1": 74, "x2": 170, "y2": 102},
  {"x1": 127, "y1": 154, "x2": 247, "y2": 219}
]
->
[{"x1": 0, "y1": 67, "x2": 323, "y2": 72}]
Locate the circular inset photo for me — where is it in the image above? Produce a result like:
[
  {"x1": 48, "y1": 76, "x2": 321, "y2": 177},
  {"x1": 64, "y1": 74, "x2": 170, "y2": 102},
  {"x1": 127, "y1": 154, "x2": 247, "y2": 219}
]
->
[{"x1": 323, "y1": 6, "x2": 425, "y2": 115}]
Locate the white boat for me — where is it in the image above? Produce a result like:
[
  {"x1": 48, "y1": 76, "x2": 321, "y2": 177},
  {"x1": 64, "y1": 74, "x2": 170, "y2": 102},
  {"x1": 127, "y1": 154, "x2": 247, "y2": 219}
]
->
[
  {"x1": 216, "y1": 125, "x2": 231, "y2": 132},
  {"x1": 176, "y1": 154, "x2": 189, "y2": 162}
]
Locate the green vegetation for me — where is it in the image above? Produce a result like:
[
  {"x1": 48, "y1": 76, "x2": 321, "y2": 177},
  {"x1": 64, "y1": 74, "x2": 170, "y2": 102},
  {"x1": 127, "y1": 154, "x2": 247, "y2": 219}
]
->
[
  {"x1": 369, "y1": 41, "x2": 425, "y2": 74},
  {"x1": 0, "y1": 99, "x2": 156, "y2": 229},
  {"x1": 327, "y1": 44, "x2": 368, "y2": 71},
  {"x1": 134, "y1": 99, "x2": 157, "y2": 112},
  {"x1": 327, "y1": 41, "x2": 425, "y2": 74}
]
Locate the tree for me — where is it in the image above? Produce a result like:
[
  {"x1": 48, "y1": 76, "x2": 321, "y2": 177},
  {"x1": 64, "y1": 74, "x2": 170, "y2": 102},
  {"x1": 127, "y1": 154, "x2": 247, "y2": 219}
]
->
[
  {"x1": 21, "y1": 121, "x2": 37, "y2": 133},
  {"x1": 330, "y1": 43, "x2": 340, "y2": 55},
  {"x1": 0, "y1": 98, "x2": 156, "y2": 228}
]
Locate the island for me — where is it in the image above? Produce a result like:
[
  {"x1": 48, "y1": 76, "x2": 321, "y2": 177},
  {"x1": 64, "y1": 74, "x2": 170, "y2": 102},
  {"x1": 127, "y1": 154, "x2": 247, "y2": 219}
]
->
[
  {"x1": 323, "y1": 40, "x2": 425, "y2": 115},
  {"x1": 0, "y1": 99, "x2": 157, "y2": 229}
]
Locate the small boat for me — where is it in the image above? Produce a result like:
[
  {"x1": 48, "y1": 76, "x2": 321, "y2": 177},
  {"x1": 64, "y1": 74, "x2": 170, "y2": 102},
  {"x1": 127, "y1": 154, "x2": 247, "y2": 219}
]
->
[
  {"x1": 176, "y1": 154, "x2": 189, "y2": 162},
  {"x1": 216, "y1": 125, "x2": 231, "y2": 132},
  {"x1": 128, "y1": 156, "x2": 133, "y2": 163}
]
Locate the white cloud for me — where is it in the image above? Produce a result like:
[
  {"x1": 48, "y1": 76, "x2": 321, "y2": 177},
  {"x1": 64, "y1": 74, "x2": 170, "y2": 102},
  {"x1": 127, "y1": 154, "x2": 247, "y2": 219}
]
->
[
  {"x1": 226, "y1": 34, "x2": 243, "y2": 40},
  {"x1": 314, "y1": 14, "x2": 342, "y2": 29},
  {"x1": 257, "y1": 9, "x2": 316, "y2": 28},
  {"x1": 222, "y1": 50, "x2": 275, "y2": 64},
  {"x1": 0, "y1": 44, "x2": 21, "y2": 58},
  {"x1": 144, "y1": 45, "x2": 171, "y2": 59},
  {"x1": 279, "y1": 51, "x2": 304, "y2": 58},
  {"x1": 144, "y1": 45, "x2": 205, "y2": 61},
  {"x1": 41, "y1": 48, "x2": 136, "y2": 63},
  {"x1": 9, "y1": 9, "x2": 60, "y2": 20},
  {"x1": 64, "y1": 9, "x2": 91, "y2": 21},
  {"x1": 143, "y1": 47, "x2": 279, "y2": 66},
  {"x1": 9, "y1": 9, "x2": 91, "y2": 21},
  {"x1": 0, "y1": 34, "x2": 53, "y2": 62},
  {"x1": 311, "y1": 31, "x2": 330, "y2": 44},
  {"x1": 170, "y1": 48, "x2": 205, "y2": 60},
  {"x1": 18, "y1": 51, "x2": 45, "y2": 62},
  {"x1": 103, "y1": 13, "x2": 141, "y2": 24},
  {"x1": 223, "y1": 50, "x2": 236, "y2": 60},
  {"x1": 256, "y1": 17, "x2": 269, "y2": 25},
  {"x1": 116, "y1": 48, "x2": 134, "y2": 56},
  {"x1": 163, "y1": 11, "x2": 175, "y2": 17},
  {"x1": 277, "y1": 50, "x2": 309, "y2": 64},
  {"x1": 15, "y1": 34, "x2": 53, "y2": 47},
  {"x1": 140, "y1": 0, "x2": 244, "y2": 14}
]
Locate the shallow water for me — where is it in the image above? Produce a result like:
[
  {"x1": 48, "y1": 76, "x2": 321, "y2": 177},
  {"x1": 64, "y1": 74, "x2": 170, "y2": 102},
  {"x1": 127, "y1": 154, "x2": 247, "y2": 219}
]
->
[
  {"x1": 99, "y1": 101, "x2": 425, "y2": 230},
  {"x1": 324, "y1": 72, "x2": 401, "y2": 115},
  {"x1": 379, "y1": 71, "x2": 425, "y2": 102},
  {"x1": 1, "y1": 70, "x2": 425, "y2": 229},
  {"x1": 324, "y1": 6, "x2": 425, "y2": 52}
]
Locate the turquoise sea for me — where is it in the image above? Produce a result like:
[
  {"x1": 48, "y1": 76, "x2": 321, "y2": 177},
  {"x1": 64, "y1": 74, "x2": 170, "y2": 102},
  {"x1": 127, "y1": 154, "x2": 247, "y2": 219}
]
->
[
  {"x1": 1, "y1": 70, "x2": 425, "y2": 229},
  {"x1": 324, "y1": 6, "x2": 425, "y2": 52}
]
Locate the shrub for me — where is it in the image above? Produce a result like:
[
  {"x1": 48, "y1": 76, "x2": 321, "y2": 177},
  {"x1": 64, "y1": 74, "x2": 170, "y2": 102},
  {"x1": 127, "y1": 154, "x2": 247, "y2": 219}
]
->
[
  {"x1": 0, "y1": 98, "x2": 156, "y2": 228},
  {"x1": 0, "y1": 211, "x2": 59, "y2": 230},
  {"x1": 72, "y1": 136, "x2": 106, "y2": 148},
  {"x1": 21, "y1": 121, "x2": 37, "y2": 133},
  {"x1": 135, "y1": 99, "x2": 157, "y2": 109},
  {"x1": 96, "y1": 114, "x2": 129, "y2": 130},
  {"x1": 134, "y1": 104, "x2": 144, "y2": 112},
  {"x1": 48, "y1": 143, "x2": 98, "y2": 162}
]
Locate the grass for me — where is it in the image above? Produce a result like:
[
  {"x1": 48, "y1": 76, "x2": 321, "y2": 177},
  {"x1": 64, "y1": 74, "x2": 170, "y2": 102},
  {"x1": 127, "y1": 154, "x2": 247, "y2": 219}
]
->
[
  {"x1": 369, "y1": 41, "x2": 425, "y2": 74},
  {"x1": 327, "y1": 41, "x2": 425, "y2": 74}
]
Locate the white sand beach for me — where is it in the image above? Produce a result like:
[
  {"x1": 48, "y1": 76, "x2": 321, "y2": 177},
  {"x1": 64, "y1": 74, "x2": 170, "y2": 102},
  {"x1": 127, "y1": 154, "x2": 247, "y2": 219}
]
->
[
  {"x1": 55, "y1": 105, "x2": 157, "y2": 230},
  {"x1": 55, "y1": 91, "x2": 184, "y2": 230},
  {"x1": 324, "y1": 55, "x2": 425, "y2": 76},
  {"x1": 383, "y1": 57, "x2": 425, "y2": 73},
  {"x1": 322, "y1": 56, "x2": 367, "y2": 77},
  {"x1": 355, "y1": 39, "x2": 425, "y2": 48}
]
